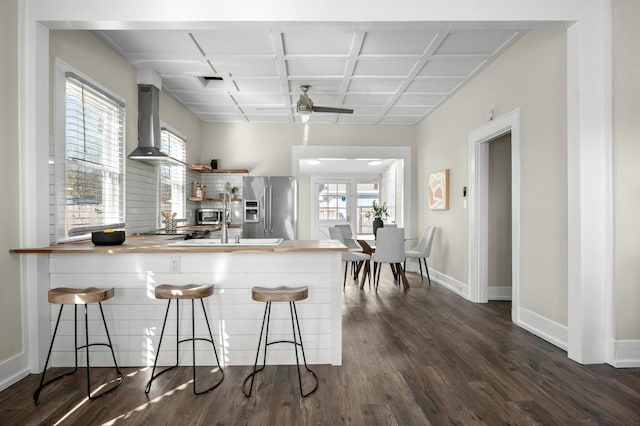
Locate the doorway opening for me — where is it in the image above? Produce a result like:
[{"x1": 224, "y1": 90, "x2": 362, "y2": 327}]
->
[
  {"x1": 468, "y1": 109, "x2": 520, "y2": 323},
  {"x1": 292, "y1": 145, "x2": 412, "y2": 240}
]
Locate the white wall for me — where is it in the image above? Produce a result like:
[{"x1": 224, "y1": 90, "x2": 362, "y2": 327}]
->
[
  {"x1": 613, "y1": 0, "x2": 640, "y2": 340},
  {"x1": 417, "y1": 30, "x2": 568, "y2": 325},
  {"x1": 0, "y1": 0, "x2": 22, "y2": 362}
]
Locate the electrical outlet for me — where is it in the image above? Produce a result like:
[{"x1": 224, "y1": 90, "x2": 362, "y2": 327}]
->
[{"x1": 169, "y1": 257, "x2": 180, "y2": 272}]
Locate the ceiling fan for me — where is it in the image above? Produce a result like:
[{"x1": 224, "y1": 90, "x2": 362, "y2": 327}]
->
[{"x1": 295, "y1": 85, "x2": 353, "y2": 122}]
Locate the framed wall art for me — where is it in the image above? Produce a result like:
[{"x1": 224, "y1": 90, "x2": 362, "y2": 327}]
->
[{"x1": 428, "y1": 169, "x2": 449, "y2": 210}]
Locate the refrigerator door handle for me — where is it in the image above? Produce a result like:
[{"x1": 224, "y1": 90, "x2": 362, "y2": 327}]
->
[
  {"x1": 268, "y1": 185, "x2": 273, "y2": 233},
  {"x1": 262, "y1": 187, "x2": 267, "y2": 234}
]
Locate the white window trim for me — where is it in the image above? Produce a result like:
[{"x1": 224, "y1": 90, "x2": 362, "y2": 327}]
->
[{"x1": 53, "y1": 58, "x2": 126, "y2": 242}]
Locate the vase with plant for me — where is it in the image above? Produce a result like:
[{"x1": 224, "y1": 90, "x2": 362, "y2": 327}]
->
[{"x1": 365, "y1": 201, "x2": 389, "y2": 237}]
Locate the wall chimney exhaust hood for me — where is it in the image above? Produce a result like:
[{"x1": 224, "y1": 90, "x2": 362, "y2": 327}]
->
[{"x1": 128, "y1": 84, "x2": 185, "y2": 165}]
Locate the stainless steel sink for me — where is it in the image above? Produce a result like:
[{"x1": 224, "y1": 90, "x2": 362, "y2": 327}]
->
[{"x1": 168, "y1": 238, "x2": 284, "y2": 247}]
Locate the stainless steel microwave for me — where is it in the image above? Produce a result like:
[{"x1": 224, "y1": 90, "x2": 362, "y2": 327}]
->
[{"x1": 196, "y1": 208, "x2": 222, "y2": 225}]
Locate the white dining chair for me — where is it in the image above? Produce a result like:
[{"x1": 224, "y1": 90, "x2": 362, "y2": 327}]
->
[
  {"x1": 334, "y1": 224, "x2": 362, "y2": 252},
  {"x1": 371, "y1": 227, "x2": 408, "y2": 291},
  {"x1": 404, "y1": 226, "x2": 436, "y2": 286},
  {"x1": 329, "y1": 227, "x2": 371, "y2": 288}
]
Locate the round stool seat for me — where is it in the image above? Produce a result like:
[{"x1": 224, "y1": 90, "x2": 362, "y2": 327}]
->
[
  {"x1": 48, "y1": 287, "x2": 114, "y2": 305},
  {"x1": 251, "y1": 286, "x2": 308, "y2": 303},
  {"x1": 154, "y1": 284, "x2": 213, "y2": 300}
]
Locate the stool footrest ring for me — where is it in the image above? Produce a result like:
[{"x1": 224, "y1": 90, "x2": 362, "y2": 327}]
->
[
  {"x1": 145, "y1": 297, "x2": 224, "y2": 395},
  {"x1": 242, "y1": 300, "x2": 318, "y2": 398},
  {"x1": 33, "y1": 302, "x2": 123, "y2": 403}
]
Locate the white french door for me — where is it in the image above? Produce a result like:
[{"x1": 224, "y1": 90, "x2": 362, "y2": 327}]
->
[{"x1": 311, "y1": 179, "x2": 352, "y2": 239}]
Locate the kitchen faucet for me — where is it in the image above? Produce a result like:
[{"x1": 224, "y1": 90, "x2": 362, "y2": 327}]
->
[{"x1": 221, "y1": 190, "x2": 229, "y2": 243}]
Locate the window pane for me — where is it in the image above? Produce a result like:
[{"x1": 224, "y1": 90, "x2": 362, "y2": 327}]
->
[
  {"x1": 159, "y1": 129, "x2": 186, "y2": 220},
  {"x1": 357, "y1": 182, "x2": 379, "y2": 234},
  {"x1": 62, "y1": 74, "x2": 125, "y2": 238},
  {"x1": 318, "y1": 182, "x2": 348, "y2": 222}
]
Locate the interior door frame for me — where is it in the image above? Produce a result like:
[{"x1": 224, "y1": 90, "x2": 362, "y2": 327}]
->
[
  {"x1": 468, "y1": 109, "x2": 520, "y2": 322},
  {"x1": 292, "y1": 145, "x2": 412, "y2": 240}
]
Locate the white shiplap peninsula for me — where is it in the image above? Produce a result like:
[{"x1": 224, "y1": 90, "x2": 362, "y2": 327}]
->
[{"x1": 12, "y1": 237, "x2": 346, "y2": 368}]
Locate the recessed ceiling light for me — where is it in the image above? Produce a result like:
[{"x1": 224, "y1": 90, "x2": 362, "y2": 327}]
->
[
  {"x1": 307, "y1": 159, "x2": 321, "y2": 165},
  {"x1": 368, "y1": 160, "x2": 382, "y2": 166}
]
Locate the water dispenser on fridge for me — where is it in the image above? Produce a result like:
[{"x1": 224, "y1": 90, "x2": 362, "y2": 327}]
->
[{"x1": 244, "y1": 200, "x2": 259, "y2": 223}]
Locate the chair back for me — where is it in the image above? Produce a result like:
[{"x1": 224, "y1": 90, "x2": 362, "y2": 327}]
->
[
  {"x1": 328, "y1": 226, "x2": 345, "y2": 243},
  {"x1": 334, "y1": 224, "x2": 353, "y2": 239},
  {"x1": 372, "y1": 227, "x2": 405, "y2": 263},
  {"x1": 331, "y1": 225, "x2": 362, "y2": 251},
  {"x1": 413, "y1": 226, "x2": 436, "y2": 257}
]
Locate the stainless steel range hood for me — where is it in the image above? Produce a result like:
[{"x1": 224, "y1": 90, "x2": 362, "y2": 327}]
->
[{"x1": 128, "y1": 84, "x2": 184, "y2": 165}]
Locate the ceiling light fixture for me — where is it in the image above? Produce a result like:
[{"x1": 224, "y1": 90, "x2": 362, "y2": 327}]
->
[
  {"x1": 299, "y1": 111, "x2": 311, "y2": 123},
  {"x1": 368, "y1": 160, "x2": 382, "y2": 166},
  {"x1": 307, "y1": 159, "x2": 321, "y2": 165}
]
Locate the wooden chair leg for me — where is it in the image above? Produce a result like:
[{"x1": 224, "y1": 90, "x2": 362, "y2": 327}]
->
[{"x1": 396, "y1": 263, "x2": 410, "y2": 291}]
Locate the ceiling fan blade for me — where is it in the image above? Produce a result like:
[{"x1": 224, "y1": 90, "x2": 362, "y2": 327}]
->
[{"x1": 313, "y1": 105, "x2": 354, "y2": 114}]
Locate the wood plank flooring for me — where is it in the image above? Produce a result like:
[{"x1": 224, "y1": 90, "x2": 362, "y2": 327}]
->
[{"x1": 2, "y1": 269, "x2": 640, "y2": 425}]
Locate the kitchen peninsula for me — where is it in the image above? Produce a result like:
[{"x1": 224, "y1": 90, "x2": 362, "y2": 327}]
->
[{"x1": 12, "y1": 237, "x2": 346, "y2": 368}]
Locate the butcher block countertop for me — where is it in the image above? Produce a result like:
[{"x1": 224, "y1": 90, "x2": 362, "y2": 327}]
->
[{"x1": 10, "y1": 235, "x2": 347, "y2": 254}]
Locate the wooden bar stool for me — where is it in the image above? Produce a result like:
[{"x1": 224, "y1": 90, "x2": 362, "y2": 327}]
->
[
  {"x1": 242, "y1": 286, "x2": 318, "y2": 398},
  {"x1": 33, "y1": 287, "x2": 123, "y2": 403},
  {"x1": 145, "y1": 284, "x2": 224, "y2": 395}
]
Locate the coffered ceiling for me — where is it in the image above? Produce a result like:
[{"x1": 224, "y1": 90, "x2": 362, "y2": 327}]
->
[{"x1": 96, "y1": 24, "x2": 522, "y2": 125}]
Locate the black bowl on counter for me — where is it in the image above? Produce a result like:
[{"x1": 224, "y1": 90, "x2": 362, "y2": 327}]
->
[{"x1": 92, "y1": 230, "x2": 126, "y2": 246}]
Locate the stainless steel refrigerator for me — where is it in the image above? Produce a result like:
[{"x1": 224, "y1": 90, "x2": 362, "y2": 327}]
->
[{"x1": 242, "y1": 176, "x2": 297, "y2": 239}]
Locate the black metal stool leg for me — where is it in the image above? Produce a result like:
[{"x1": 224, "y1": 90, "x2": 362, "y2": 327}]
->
[
  {"x1": 33, "y1": 305, "x2": 79, "y2": 403},
  {"x1": 289, "y1": 301, "x2": 318, "y2": 397},
  {"x1": 242, "y1": 301, "x2": 271, "y2": 397},
  {"x1": 83, "y1": 301, "x2": 123, "y2": 400},
  {"x1": 145, "y1": 299, "x2": 176, "y2": 394},
  {"x1": 81, "y1": 302, "x2": 123, "y2": 400},
  {"x1": 191, "y1": 297, "x2": 224, "y2": 395}
]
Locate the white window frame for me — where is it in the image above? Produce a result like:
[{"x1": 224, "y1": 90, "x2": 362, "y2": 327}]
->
[
  {"x1": 53, "y1": 59, "x2": 126, "y2": 242},
  {"x1": 158, "y1": 123, "x2": 187, "y2": 227}
]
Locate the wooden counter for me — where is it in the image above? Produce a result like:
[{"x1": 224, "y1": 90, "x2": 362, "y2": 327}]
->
[
  {"x1": 14, "y1": 237, "x2": 346, "y2": 369},
  {"x1": 11, "y1": 236, "x2": 347, "y2": 254}
]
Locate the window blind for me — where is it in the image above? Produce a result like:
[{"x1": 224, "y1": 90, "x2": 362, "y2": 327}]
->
[
  {"x1": 159, "y1": 128, "x2": 186, "y2": 220},
  {"x1": 63, "y1": 73, "x2": 125, "y2": 238}
]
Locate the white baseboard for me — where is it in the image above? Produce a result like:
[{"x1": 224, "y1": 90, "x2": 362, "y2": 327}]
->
[
  {"x1": 517, "y1": 307, "x2": 568, "y2": 351},
  {"x1": 488, "y1": 286, "x2": 512, "y2": 300},
  {"x1": 430, "y1": 268, "x2": 469, "y2": 299},
  {"x1": 612, "y1": 340, "x2": 640, "y2": 368},
  {"x1": 0, "y1": 351, "x2": 30, "y2": 392}
]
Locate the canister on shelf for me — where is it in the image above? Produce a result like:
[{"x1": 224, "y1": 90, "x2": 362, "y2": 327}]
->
[{"x1": 191, "y1": 181, "x2": 199, "y2": 198}]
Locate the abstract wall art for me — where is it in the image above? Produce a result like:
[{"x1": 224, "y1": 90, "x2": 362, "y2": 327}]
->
[{"x1": 428, "y1": 169, "x2": 449, "y2": 210}]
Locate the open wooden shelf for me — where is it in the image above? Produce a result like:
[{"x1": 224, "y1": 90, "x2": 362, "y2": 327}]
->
[{"x1": 188, "y1": 165, "x2": 249, "y2": 174}]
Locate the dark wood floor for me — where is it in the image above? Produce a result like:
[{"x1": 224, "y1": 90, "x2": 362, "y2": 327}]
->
[{"x1": 2, "y1": 269, "x2": 640, "y2": 425}]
